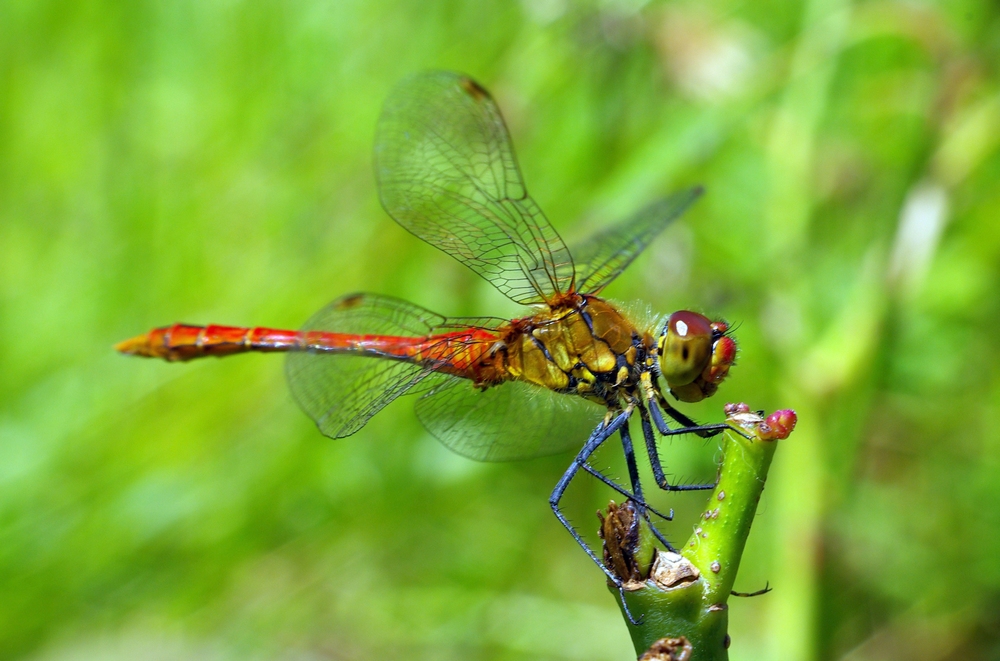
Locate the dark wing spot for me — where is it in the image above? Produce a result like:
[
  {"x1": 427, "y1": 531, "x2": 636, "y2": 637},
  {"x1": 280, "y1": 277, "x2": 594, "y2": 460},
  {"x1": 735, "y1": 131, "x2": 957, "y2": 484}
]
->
[
  {"x1": 459, "y1": 77, "x2": 490, "y2": 101},
  {"x1": 336, "y1": 293, "x2": 365, "y2": 310}
]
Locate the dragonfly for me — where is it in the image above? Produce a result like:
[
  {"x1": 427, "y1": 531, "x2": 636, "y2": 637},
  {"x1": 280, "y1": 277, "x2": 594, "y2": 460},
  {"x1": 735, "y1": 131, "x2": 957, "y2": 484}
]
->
[{"x1": 117, "y1": 71, "x2": 737, "y2": 610}]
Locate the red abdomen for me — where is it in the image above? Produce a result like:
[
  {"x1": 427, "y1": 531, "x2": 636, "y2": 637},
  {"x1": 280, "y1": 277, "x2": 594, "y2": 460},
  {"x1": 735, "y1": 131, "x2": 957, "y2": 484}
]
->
[{"x1": 115, "y1": 323, "x2": 501, "y2": 380}]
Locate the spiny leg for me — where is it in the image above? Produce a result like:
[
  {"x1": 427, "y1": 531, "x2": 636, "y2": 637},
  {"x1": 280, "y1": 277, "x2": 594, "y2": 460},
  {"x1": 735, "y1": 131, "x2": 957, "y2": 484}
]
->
[
  {"x1": 649, "y1": 391, "x2": 752, "y2": 444},
  {"x1": 655, "y1": 397, "x2": 715, "y2": 434},
  {"x1": 649, "y1": 394, "x2": 732, "y2": 439},
  {"x1": 618, "y1": 419, "x2": 674, "y2": 549},
  {"x1": 619, "y1": 420, "x2": 643, "y2": 501},
  {"x1": 580, "y1": 464, "x2": 674, "y2": 522},
  {"x1": 549, "y1": 410, "x2": 643, "y2": 625},
  {"x1": 640, "y1": 405, "x2": 717, "y2": 492},
  {"x1": 549, "y1": 411, "x2": 628, "y2": 580}
]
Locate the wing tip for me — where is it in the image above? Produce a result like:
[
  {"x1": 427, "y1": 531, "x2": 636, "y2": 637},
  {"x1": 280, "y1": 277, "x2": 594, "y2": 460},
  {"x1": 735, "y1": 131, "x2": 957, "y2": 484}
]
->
[{"x1": 458, "y1": 76, "x2": 491, "y2": 102}]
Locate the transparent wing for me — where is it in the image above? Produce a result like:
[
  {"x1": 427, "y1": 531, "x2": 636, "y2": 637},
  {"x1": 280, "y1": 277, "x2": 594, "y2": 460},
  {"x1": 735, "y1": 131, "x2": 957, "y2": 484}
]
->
[
  {"x1": 414, "y1": 375, "x2": 606, "y2": 462},
  {"x1": 286, "y1": 293, "x2": 447, "y2": 439},
  {"x1": 375, "y1": 71, "x2": 576, "y2": 305},
  {"x1": 572, "y1": 188, "x2": 703, "y2": 294}
]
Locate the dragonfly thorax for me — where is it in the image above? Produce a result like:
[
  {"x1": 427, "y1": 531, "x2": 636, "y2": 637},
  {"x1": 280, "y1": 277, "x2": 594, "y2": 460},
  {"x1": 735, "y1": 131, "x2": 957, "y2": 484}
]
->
[
  {"x1": 657, "y1": 311, "x2": 737, "y2": 403},
  {"x1": 499, "y1": 295, "x2": 655, "y2": 403}
]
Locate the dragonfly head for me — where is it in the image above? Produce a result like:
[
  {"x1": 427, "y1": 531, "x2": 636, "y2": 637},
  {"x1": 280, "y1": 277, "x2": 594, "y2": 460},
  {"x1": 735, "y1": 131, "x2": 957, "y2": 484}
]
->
[{"x1": 657, "y1": 311, "x2": 737, "y2": 403}]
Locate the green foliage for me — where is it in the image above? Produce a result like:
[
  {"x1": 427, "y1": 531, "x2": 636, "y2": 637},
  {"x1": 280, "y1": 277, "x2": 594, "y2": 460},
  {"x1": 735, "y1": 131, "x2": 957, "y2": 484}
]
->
[{"x1": 2, "y1": 0, "x2": 1000, "y2": 659}]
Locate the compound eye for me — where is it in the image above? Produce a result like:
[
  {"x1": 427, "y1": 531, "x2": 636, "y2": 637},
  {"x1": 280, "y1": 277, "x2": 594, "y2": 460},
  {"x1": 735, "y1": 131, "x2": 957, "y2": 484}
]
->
[
  {"x1": 659, "y1": 311, "x2": 714, "y2": 387},
  {"x1": 668, "y1": 311, "x2": 713, "y2": 340}
]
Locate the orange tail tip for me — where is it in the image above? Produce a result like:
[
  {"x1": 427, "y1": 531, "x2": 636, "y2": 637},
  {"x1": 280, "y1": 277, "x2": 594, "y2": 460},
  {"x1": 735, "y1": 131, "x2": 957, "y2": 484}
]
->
[
  {"x1": 116, "y1": 324, "x2": 319, "y2": 361},
  {"x1": 114, "y1": 324, "x2": 251, "y2": 361},
  {"x1": 115, "y1": 332, "x2": 157, "y2": 357}
]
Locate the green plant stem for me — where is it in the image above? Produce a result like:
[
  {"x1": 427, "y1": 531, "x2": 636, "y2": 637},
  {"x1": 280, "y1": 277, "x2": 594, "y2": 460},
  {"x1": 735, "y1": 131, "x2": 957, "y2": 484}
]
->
[{"x1": 610, "y1": 408, "x2": 790, "y2": 659}]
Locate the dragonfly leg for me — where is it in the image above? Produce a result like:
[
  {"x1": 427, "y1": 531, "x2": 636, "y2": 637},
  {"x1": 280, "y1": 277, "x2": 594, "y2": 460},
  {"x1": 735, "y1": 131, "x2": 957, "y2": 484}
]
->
[
  {"x1": 580, "y1": 464, "x2": 674, "y2": 522},
  {"x1": 618, "y1": 585, "x2": 644, "y2": 626},
  {"x1": 649, "y1": 396, "x2": 733, "y2": 439},
  {"x1": 653, "y1": 391, "x2": 755, "y2": 441},
  {"x1": 582, "y1": 460, "x2": 677, "y2": 551},
  {"x1": 640, "y1": 406, "x2": 717, "y2": 492},
  {"x1": 619, "y1": 420, "x2": 643, "y2": 501},
  {"x1": 549, "y1": 412, "x2": 633, "y2": 586},
  {"x1": 639, "y1": 507, "x2": 674, "y2": 551},
  {"x1": 619, "y1": 420, "x2": 675, "y2": 548}
]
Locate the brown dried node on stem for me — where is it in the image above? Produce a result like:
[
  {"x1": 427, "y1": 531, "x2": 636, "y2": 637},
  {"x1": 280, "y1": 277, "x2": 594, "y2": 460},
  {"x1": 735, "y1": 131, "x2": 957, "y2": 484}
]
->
[
  {"x1": 638, "y1": 636, "x2": 693, "y2": 661},
  {"x1": 597, "y1": 500, "x2": 646, "y2": 588}
]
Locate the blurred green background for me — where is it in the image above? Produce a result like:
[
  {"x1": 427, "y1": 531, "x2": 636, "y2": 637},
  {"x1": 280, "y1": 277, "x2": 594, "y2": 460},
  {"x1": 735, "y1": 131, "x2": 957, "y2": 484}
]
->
[{"x1": 3, "y1": 0, "x2": 1000, "y2": 659}]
